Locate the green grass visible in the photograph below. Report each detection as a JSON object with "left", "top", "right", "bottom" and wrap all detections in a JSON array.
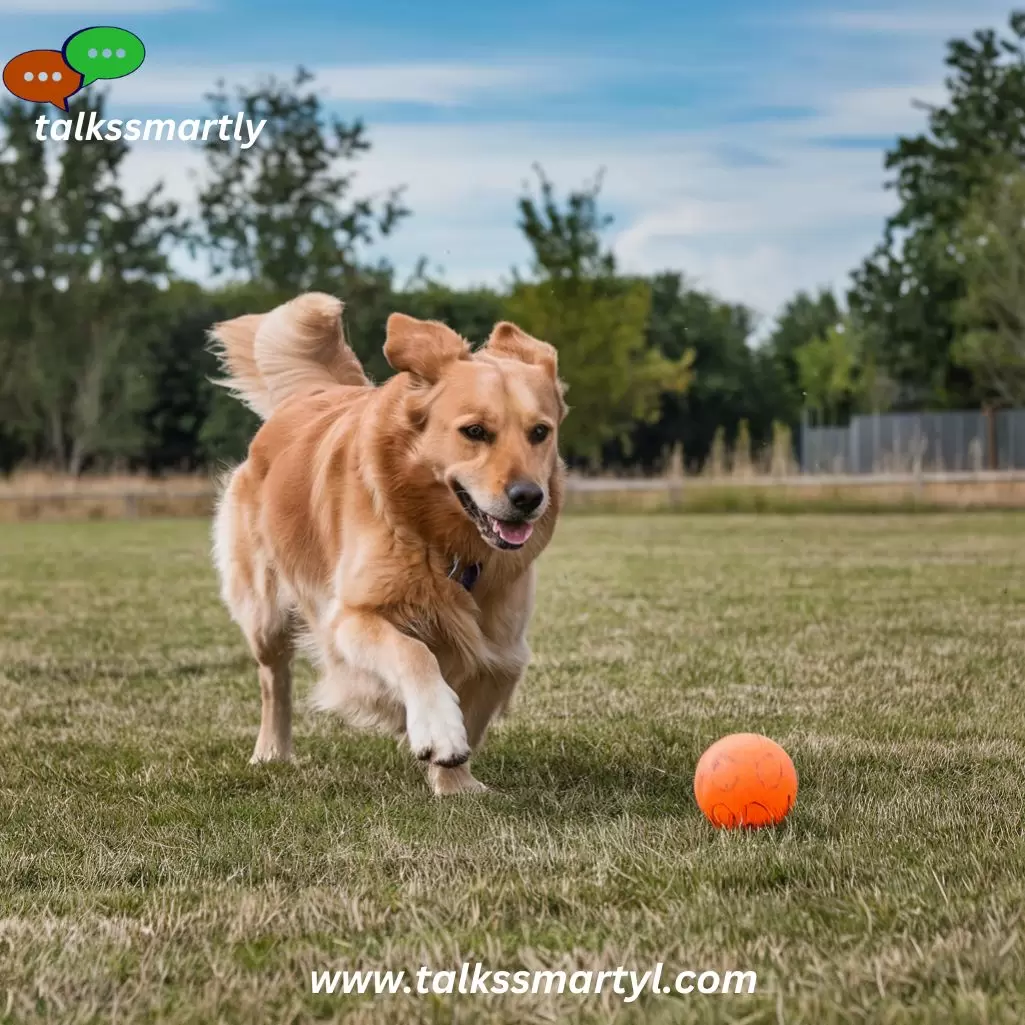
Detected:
[{"left": 1, "top": 514, "right": 1024, "bottom": 1024}]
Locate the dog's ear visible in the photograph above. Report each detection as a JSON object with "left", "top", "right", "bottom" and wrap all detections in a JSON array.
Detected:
[
  {"left": 486, "top": 321, "right": 568, "bottom": 419},
  {"left": 384, "top": 313, "right": 470, "bottom": 382},
  {"left": 487, "top": 322, "right": 558, "bottom": 374}
]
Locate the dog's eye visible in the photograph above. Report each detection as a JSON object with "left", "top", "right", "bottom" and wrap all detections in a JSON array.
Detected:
[
  {"left": 529, "top": 424, "right": 551, "bottom": 444},
  {"left": 460, "top": 424, "right": 489, "bottom": 442}
]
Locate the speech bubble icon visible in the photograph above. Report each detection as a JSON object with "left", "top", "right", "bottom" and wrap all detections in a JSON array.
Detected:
[
  {"left": 2, "top": 50, "right": 84, "bottom": 111},
  {"left": 62, "top": 26, "right": 145, "bottom": 88}
]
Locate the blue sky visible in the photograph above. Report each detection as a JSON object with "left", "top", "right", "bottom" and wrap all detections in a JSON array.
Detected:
[{"left": 0, "top": 0, "right": 1012, "bottom": 327}]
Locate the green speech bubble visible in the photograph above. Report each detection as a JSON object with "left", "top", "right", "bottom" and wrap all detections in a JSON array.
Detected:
[{"left": 62, "top": 26, "right": 145, "bottom": 89}]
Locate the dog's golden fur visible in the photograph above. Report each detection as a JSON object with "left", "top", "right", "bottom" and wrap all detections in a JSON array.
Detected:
[{"left": 210, "top": 292, "right": 566, "bottom": 794}]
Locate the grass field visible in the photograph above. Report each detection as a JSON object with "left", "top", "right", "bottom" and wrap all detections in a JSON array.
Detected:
[{"left": 1, "top": 514, "right": 1024, "bottom": 1024}]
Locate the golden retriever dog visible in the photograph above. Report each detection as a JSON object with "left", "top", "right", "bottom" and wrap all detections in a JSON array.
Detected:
[{"left": 209, "top": 293, "right": 566, "bottom": 795}]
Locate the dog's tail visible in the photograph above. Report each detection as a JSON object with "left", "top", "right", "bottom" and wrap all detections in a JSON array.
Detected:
[{"left": 208, "top": 292, "right": 368, "bottom": 419}]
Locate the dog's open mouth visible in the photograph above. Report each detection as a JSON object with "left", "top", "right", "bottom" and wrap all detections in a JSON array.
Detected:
[{"left": 452, "top": 483, "right": 534, "bottom": 550}]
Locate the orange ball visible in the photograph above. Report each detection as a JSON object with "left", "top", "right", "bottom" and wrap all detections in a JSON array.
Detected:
[{"left": 694, "top": 733, "right": 797, "bottom": 828}]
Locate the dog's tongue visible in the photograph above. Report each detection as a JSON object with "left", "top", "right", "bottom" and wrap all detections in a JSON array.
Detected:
[{"left": 490, "top": 517, "right": 534, "bottom": 546}]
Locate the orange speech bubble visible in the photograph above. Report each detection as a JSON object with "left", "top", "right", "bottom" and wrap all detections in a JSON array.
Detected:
[{"left": 3, "top": 50, "right": 83, "bottom": 111}]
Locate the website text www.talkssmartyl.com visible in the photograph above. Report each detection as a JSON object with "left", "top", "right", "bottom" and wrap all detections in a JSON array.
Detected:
[{"left": 310, "top": 963, "right": 758, "bottom": 1003}]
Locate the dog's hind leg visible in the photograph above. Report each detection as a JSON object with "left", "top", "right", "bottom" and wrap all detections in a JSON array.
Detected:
[
  {"left": 249, "top": 627, "right": 295, "bottom": 764},
  {"left": 214, "top": 471, "right": 296, "bottom": 763}
]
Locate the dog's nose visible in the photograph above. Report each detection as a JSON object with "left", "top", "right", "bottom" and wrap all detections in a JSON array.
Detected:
[{"left": 506, "top": 479, "right": 544, "bottom": 515}]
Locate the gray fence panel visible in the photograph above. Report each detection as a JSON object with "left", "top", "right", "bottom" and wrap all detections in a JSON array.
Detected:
[
  {"left": 996, "top": 409, "right": 1025, "bottom": 470},
  {"left": 802, "top": 410, "right": 996, "bottom": 474},
  {"left": 803, "top": 425, "right": 850, "bottom": 473}
]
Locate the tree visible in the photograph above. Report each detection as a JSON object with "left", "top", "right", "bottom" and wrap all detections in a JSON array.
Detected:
[
  {"left": 764, "top": 288, "right": 841, "bottom": 421},
  {"left": 195, "top": 67, "right": 407, "bottom": 294},
  {"left": 795, "top": 321, "right": 858, "bottom": 423},
  {"left": 185, "top": 68, "right": 414, "bottom": 464},
  {"left": 0, "top": 93, "right": 179, "bottom": 473},
  {"left": 849, "top": 11, "right": 1025, "bottom": 407},
  {"left": 953, "top": 169, "right": 1025, "bottom": 405},
  {"left": 396, "top": 281, "right": 506, "bottom": 351},
  {"left": 505, "top": 169, "right": 692, "bottom": 466},
  {"left": 139, "top": 281, "right": 249, "bottom": 471},
  {"left": 626, "top": 272, "right": 774, "bottom": 473},
  {"left": 792, "top": 315, "right": 895, "bottom": 423}
]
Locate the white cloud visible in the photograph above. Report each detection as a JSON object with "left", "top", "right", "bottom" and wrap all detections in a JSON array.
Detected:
[
  {"left": 113, "top": 96, "right": 919, "bottom": 324},
  {"left": 603, "top": 84, "right": 947, "bottom": 315},
  {"left": 809, "top": 83, "right": 947, "bottom": 136},
  {"left": 814, "top": 7, "right": 1008, "bottom": 36},
  {"left": 0, "top": 0, "right": 201, "bottom": 9},
  {"left": 344, "top": 74, "right": 941, "bottom": 318},
  {"left": 121, "top": 141, "right": 204, "bottom": 209},
  {"left": 102, "top": 17, "right": 964, "bottom": 328},
  {"left": 120, "top": 61, "right": 575, "bottom": 107}
]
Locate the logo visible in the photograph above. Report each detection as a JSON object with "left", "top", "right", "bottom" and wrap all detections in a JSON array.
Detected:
[{"left": 3, "top": 27, "right": 145, "bottom": 111}]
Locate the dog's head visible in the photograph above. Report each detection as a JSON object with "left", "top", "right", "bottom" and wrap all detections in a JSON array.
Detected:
[{"left": 385, "top": 313, "right": 566, "bottom": 552}]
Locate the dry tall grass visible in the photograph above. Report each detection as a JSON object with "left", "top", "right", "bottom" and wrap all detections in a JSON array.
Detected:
[
  {"left": 0, "top": 470, "right": 213, "bottom": 496},
  {"left": 6, "top": 445, "right": 1025, "bottom": 523}
]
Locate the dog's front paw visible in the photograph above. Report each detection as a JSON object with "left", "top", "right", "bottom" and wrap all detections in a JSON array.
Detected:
[
  {"left": 250, "top": 739, "right": 291, "bottom": 764},
  {"left": 406, "top": 686, "right": 470, "bottom": 767},
  {"left": 429, "top": 763, "right": 488, "bottom": 796}
]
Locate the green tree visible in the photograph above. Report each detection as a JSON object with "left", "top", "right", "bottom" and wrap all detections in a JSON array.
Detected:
[
  {"left": 953, "top": 169, "right": 1025, "bottom": 405},
  {"left": 151, "top": 280, "right": 292, "bottom": 468},
  {"left": 765, "top": 288, "right": 842, "bottom": 420},
  {"left": 795, "top": 321, "right": 858, "bottom": 423},
  {"left": 140, "top": 281, "right": 219, "bottom": 472},
  {"left": 192, "top": 67, "right": 412, "bottom": 437},
  {"left": 627, "top": 272, "right": 775, "bottom": 473},
  {"left": 791, "top": 314, "right": 896, "bottom": 423},
  {"left": 850, "top": 11, "right": 1025, "bottom": 406},
  {"left": 0, "top": 93, "right": 179, "bottom": 473},
  {"left": 505, "top": 170, "right": 692, "bottom": 466},
  {"left": 139, "top": 281, "right": 268, "bottom": 471},
  {"left": 396, "top": 280, "right": 506, "bottom": 349},
  {"left": 196, "top": 67, "right": 407, "bottom": 294}
]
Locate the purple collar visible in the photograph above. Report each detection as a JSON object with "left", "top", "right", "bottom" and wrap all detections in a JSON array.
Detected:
[{"left": 448, "top": 557, "right": 482, "bottom": 592}]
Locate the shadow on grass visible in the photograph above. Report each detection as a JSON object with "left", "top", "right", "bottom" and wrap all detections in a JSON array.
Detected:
[{"left": 163, "top": 721, "right": 791, "bottom": 826}]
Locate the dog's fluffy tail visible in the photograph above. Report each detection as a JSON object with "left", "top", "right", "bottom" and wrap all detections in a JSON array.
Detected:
[{"left": 208, "top": 292, "right": 368, "bottom": 419}]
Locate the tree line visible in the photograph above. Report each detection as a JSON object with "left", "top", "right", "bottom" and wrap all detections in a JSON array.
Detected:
[{"left": 1, "top": 12, "right": 1024, "bottom": 476}]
